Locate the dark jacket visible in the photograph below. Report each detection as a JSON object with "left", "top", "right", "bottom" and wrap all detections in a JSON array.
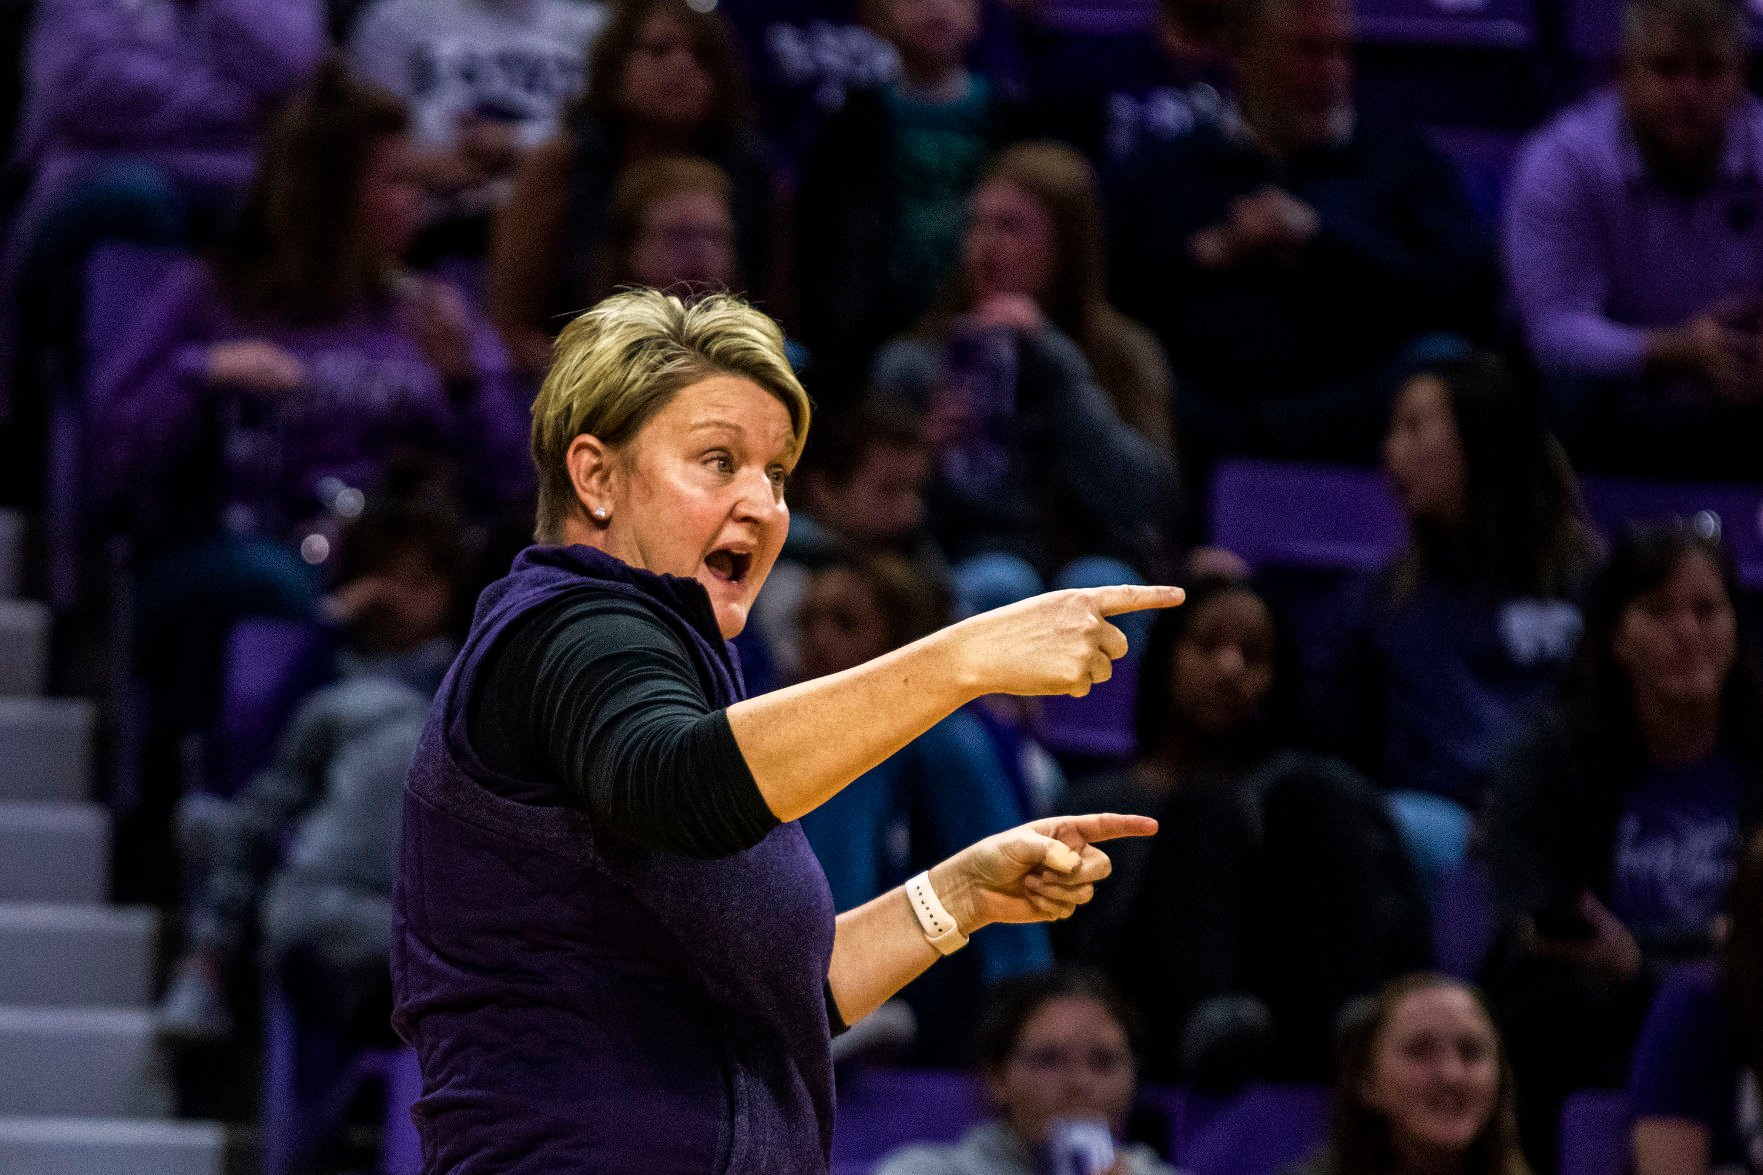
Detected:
[
  {"left": 1107, "top": 116, "right": 1498, "bottom": 400},
  {"left": 392, "top": 545, "right": 837, "bottom": 1173}
]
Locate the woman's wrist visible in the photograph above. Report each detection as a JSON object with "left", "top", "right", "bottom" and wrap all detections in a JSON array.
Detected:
[
  {"left": 927, "top": 855, "right": 987, "bottom": 936},
  {"left": 901, "top": 626, "right": 986, "bottom": 708}
]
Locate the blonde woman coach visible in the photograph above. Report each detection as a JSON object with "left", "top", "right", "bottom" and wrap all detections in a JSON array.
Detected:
[{"left": 390, "top": 289, "right": 1177, "bottom": 1173}]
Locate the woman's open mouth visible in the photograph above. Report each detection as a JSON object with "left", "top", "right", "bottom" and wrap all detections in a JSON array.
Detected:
[{"left": 705, "top": 548, "right": 753, "bottom": 585}]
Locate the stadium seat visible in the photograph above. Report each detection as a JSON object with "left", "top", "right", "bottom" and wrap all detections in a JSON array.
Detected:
[
  {"left": 1357, "top": 0, "right": 1538, "bottom": 48},
  {"left": 261, "top": 978, "right": 410, "bottom": 1175},
  {"left": 1558, "top": 1090, "right": 1632, "bottom": 1175},
  {"left": 1209, "top": 460, "right": 1403, "bottom": 573},
  {"left": 1174, "top": 1084, "right": 1333, "bottom": 1175},
  {"left": 211, "top": 618, "right": 336, "bottom": 796},
  {"left": 1581, "top": 476, "right": 1763, "bottom": 589},
  {"left": 1035, "top": 0, "right": 1155, "bottom": 34},
  {"left": 1567, "top": 0, "right": 1763, "bottom": 63},
  {"left": 1033, "top": 652, "right": 1140, "bottom": 769},
  {"left": 830, "top": 1067, "right": 986, "bottom": 1170}
]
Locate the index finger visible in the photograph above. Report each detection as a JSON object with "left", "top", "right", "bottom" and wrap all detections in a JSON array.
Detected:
[
  {"left": 1034, "top": 813, "right": 1159, "bottom": 847},
  {"left": 1087, "top": 584, "right": 1186, "bottom": 618}
]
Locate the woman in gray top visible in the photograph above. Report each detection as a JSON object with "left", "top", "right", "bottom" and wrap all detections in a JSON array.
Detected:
[{"left": 877, "top": 967, "right": 1179, "bottom": 1175}]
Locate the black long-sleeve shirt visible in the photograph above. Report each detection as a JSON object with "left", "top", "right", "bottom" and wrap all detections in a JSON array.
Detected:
[{"left": 469, "top": 592, "right": 780, "bottom": 859}]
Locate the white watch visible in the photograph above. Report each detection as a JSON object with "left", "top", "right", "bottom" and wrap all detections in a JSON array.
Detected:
[{"left": 905, "top": 871, "right": 968, "bottom": 955}]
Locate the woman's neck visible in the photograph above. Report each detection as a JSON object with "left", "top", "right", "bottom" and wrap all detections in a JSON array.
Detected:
[
  {"left": 1390, "top": 1136, "right": 1469, "bottom": 1175},
  {"left": 1634, "top": 690, "right": 1723, "bottom": 766}
]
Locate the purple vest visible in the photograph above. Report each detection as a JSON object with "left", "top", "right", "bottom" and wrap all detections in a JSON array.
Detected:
[{"left": 392, "top": 545, "right": 837, "bottom": 1173}]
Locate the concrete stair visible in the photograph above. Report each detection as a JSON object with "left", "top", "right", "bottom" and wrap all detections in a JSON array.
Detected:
[
  {"left": 0, "top": 1118, "right": 225, "bottom": 1175},
  {"left": 0, "top": 1008, "right": 174, "bottom": 1118},
  {"left": 0, "top": 508, "right": 225, "bottom": 1173},
  {"left": 0, "top": 698, "right": 98, "bottom": 803},
  {"left": 0, "top": 904, "right": 157, "bottom": 1007}
]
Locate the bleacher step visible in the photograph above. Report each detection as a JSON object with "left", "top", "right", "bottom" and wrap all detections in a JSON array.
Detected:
[
  {"left": 0, "top": 699, "right": 96, "bottom": 802},
  {"left": 0, "top": 1117, "right": 224, "bottom": 1175},
  {"left": 0, "top": 600, "right": 51, "bottom": 697},
  {"left": 0, "top": 1007, "right": 174, "bottom": 1118},
  {"left": 0, "top": 803, "right": 108, "bottom": 904},
  {"left": 0, "top": 904, "right": 157, "bottom": 1008}
]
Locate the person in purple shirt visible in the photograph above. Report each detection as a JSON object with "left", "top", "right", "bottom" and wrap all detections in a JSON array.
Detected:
[
  {"left": 1506, "top": 0, "right": 1763, "bottom": 477},
  {"left": 1484, "top": 524, "right": 1763, "bottom": 1171},
  {"left": 3, "top": 0, "right": 326, "bottom": 500},
  {"left": 95, "top": 66, "right": 530, "bottom": 747},
  {"left": 1629, "top": 827, "right": 1763, "bottom": 1175},
  {"left": 393, "top": 287, "right": 1173, "bottom": 1171}
]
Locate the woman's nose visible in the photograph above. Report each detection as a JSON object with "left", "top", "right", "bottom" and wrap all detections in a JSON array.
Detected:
[{"left": 732, "top": 470, "right": 783, "bottom": 520}]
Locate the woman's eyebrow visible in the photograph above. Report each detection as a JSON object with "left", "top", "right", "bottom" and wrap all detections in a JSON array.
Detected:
[{"left": 687, "top": 419, "right": 745, "bottom": 436}]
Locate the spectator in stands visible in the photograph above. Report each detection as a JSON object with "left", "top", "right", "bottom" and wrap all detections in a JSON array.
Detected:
[
  {"left": 1484, "top": 522, "right": 1763, "bottom": 1170},
  {"left": 867, "top": 273, "right": 1175, "bottom": 624},
  {"left": 1066, "top": 576, "right": 1431, "bottom": 1086},
  {"left": 874, "top": 966, "right": 1178, "bottom": 1175},
  {"left": 581, "top": 154, "right": 739, "bottom": 305},
  {"left": 749, "top": 405, "right": 945, "bottom": 681},
  {"left": 487, "top": 0, "right": 772, "bottom": 375},
  {"left": 9, "top": 0, "right": 325, "bottom": 261},
  {"left": 1628, "top": 825, "right": 1763, "bottom": 1175},
  {"left": 795, "top": 0, "right": 1026, "bottom": 388},
  {"left": 345, "top": 0, "right": 608, "bottom": 256},
  {"left": 1506, "top": 0, "right": 1763, "bottom": 478},
  {"left": 94, "top": 65, "right": 529, "bottom": 728},
  {"left": 1022, "top": 0, "right": 1235, "bottom": 163},
  {"left": 3, "top": 0, "right": 327, "bottom": 501},
  {"left": 1301, "top": 974, "right": 1530, "bottom": 1175},
  {"left": 915, "top": 141, "right": 1174, "bottom": 446},
  {"left": 156, "top": 502, "right": 463, "bottom": 1045},
  {"left": 793, "top": 549, "right": 1053, "bottom": 1061},
  {"left": 1108, "top": 0, "right": 1496, "bottom": 486},
  {"left": 1319, "top": 356, "right": 1600, "bottom": 898}
]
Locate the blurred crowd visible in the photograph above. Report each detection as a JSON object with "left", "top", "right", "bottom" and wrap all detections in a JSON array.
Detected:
[{"left": 3, "top": 0, "right": 1763, "bottom": 1172}]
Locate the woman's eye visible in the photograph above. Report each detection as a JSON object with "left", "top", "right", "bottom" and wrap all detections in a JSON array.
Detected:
[
  {"left": 769, "top": 468, "right": 788, "bottom": 491},
  {"left": 707, "top": 452, "right": 733, "bottom": 474}
]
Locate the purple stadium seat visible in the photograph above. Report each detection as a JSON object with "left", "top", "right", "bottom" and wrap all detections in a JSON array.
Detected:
[
  {"left": 1210, "top": 460, "right": 1404, "bottom": 572},
  {"left": 1036, "top": 0, "right": 1154, "bottom": 34},
  {"left": 1568, "top": 0, "right": 1763, "bottom": 60},
  {"left": 1433, "top": 856, "right": 1496, "bottom": 980},
  {"left": 1033, "top": 652, "right": 1140, "bottom": 767},
  {"left": 1580, "top": 477, "right": 1763, "bottom": 590},
  {"left": 213, "top": 618, "right": 336, "bottom": 796},
  {"left": 262, "top": 979, "right": 415, "bottom": 1175},
  {"left": 831, "top": 1067, "right": 987, "bottom": 1170},
  {"left": 1558, "top": 1090, "right": 1632, "bottom": 1175},
  {"left": 1356, "top": 0, "right": 1537, "bottom": 47},
  {"left": 1175, "top": 1084, "right": 1333, "bottom": 1175}
]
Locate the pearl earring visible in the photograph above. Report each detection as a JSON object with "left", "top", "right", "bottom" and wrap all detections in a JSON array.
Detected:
[{"left": 593, "top": 507, "right": 608, "bottom": 521}]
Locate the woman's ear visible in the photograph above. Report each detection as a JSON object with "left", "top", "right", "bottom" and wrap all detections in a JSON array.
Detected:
[{"left": 565, "top": 434, "right": 617, "bottom": 524}]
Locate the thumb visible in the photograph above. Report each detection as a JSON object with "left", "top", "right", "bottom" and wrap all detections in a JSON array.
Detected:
[{"left": 1024, "top": 833, "right": 1082, "bottom": 875}]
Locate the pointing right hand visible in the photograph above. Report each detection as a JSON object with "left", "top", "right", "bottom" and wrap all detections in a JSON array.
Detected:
[{"left": 944, "top": 584, "right": 1185, "bottom": 699}]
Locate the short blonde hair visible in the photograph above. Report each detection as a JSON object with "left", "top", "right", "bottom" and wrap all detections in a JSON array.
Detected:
[{"left": 531, "top": 289, "right": 811, "bottom": 542}]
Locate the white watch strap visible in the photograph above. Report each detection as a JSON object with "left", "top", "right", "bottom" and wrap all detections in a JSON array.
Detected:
[{"left": 906, "top": 871, "right": 968, "bottom": 955}]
